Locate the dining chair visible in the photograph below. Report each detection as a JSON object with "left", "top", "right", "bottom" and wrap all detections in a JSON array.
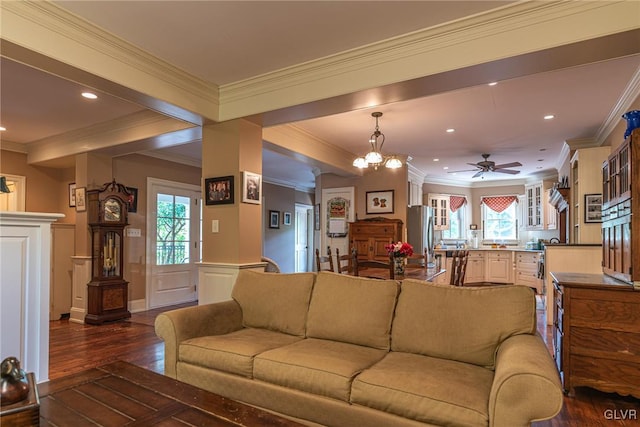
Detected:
[
  {"left": 315, "top": 247, "right": 334, "bottom": 272},
  {"left": 334, "top": 247, "right": 351, "bottom": 274},
  {"left": 352, "top": 249, "right": 395, "bottom": 279},
  {"left": 405, "top": 248, "right": 429, "bottom": 270},
  {"left": 449, "top": 250, "right": 469, "bottom": 286}
]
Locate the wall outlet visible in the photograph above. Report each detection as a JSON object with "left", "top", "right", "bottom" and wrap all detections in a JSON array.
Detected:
[{"left": 126, "top": 228, "right": 141, "bottom": 237}]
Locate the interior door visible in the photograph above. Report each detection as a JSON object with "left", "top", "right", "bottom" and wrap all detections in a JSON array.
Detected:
[
  {"left": 295, "top": 204, "right": 310, "bottom": 272},
  {"left": 147, "top": 178, "right": 200, "bottom": 308}
]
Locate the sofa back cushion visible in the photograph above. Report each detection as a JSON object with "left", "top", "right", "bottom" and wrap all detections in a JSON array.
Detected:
[
  {"left": 232, "top": 270, "right": 315, "bottom": 337},
  {"left": 306, "top": 272, "right": 399, "bottom": 350},
  {"left": 392, "top": 280, "right": 536, "bottom": 368}
]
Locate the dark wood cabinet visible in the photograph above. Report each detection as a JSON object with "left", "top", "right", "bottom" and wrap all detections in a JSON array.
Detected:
[
  {"left": 552, "top": 272, "right": 640, "bottom": 398},
  {"left": 601, "top": 128, "right": 639, "bottom": 285},
  {"left": 349, "top": 218, "right": 402, "bottom": 262}
]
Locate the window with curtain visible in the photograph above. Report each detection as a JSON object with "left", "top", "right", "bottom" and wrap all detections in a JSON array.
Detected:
[
  {"left": 442, "top": 195, "right": 467, "bottom": 240},
  {"left": 481, "top": 195, "right": 519, "bottom": 242}
]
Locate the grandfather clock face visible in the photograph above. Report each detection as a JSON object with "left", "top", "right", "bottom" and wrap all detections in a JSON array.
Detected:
[{"left": 103, "top": 198, "right": 122, "bottom": 222}]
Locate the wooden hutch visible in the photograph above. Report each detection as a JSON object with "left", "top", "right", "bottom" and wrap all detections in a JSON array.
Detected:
[
  {"left": 551, "top": 127, "right": 639, "bottom": 398},
  {"left": 349, "top": 218, "right": 402, "bottom": 262}
]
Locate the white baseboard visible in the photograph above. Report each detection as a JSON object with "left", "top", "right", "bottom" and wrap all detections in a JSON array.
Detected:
[{"left": 129, "top": 299, "right": 147, "bottom": 313}]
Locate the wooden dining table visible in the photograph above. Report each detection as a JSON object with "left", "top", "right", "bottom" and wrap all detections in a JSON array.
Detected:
[{"left": 353, "top": 266, "right": 445, "bottom": 282}]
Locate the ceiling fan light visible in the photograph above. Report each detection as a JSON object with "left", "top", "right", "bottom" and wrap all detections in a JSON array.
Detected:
[
  {"left": 365, "top": 151, "right": 383, "bottom": 164},
  {"left": 353, "top": 157, "right": 368, "bottom": 168},
  {"left": 385, "top": 157, "right": 402, "bottom": 169}
]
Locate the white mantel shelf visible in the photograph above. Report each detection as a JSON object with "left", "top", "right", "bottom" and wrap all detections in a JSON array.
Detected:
[{"left": 0, "top": 211, "right": 64, "bottom": 383}]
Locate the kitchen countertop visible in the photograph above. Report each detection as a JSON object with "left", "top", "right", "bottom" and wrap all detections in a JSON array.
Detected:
[{"left": 434, "top": 247, "right": 543, "bottom": 253}]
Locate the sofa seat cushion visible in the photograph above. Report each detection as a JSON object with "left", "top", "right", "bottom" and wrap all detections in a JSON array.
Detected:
[
  {"left": 351, "top": 352, "right": 493, "bottom": 427},
  {"left": 254, "top": 338, "right": 387, "bottom": 402},
  {"left": 179, "top": 328, "right": 302, "bottom": 378}
]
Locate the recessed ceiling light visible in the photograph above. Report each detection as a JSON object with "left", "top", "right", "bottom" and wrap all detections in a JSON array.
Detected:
[
  {"left": 544, "top": 114, "right": 555, "bottom": 120},
  {"left": 446, "top": 128, "right": 455, "bottom": 133},
  {"left": 433, "top": 158, "right": 439, "bottom": 162},
  {"left": 82, "top": 92, "right": 98, "bottom": 100},
  {"left": 488, "top": 82, "right": 498, "bottom": 86},
  {"left": 443, "top": 166, "right": 449, "bottom": 170},
  {"left": 0, "top": 126, "right": 6, "bottom": 131}
]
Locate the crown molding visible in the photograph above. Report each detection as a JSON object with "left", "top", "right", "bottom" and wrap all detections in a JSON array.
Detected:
[
  {"left": 554, "top": 142, "right": 572, "bottom": 172},
  {"left": 140, "top": 151, "right": 201, "bottom": 169},
  {"left": 262, "top": 177, "right": 314, "bottom": 194},
  {"left": 0, "top": 141, "right": 28, "bottom": 154},
  {"left": 220, "top": 1, "right": 640, "bottom": 120},
  {"left": 565, "top": 137, "right": 600, "bottom": 151},
  {"left": 2, "top": 1, "right": 219, "bottom": 120},
  {"left": 595, "top": 65, "right": 640, "bottom": 144}
]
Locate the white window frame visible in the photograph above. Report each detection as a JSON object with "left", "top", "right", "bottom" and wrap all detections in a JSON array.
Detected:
[{"left": 481, "top": 200, "right": 519, "bottom": 245}]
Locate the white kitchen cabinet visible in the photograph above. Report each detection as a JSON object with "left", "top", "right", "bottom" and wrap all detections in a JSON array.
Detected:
[
  {"left": 428, "top": 194, "right": 449, "bottom": 231},
  {"left": 465, "top": 251, "right": 485, "bottom": 283},
  {"left": 486, "top": 251, "right": 512, "bottom": 283},
  {"left": 524, "top": 181, "right": 556, "bottom": 230},
  {"left": 514, "top": 251, "right": 542, "bottom": 293}
]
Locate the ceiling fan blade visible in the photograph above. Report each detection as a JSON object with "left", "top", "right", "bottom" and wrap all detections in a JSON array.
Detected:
[
  {"left": 493, "top": 162, "right": 522, "bottom": 169},
  {"left": 472, "top": 171, "right": 484, "bottom": 178},
  {"left": 493, "top": 169, "right": 520, "bottom": 175},
  {"left": 466, "top": 163, "right": 480, "bottom": 167},
  {"left": 447, "top": 169, "right": 479, "bottom": 173}
]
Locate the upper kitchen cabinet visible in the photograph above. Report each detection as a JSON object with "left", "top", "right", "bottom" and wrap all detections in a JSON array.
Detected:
[
  {"left": 570, "top": 146, "right": 610, "bottom": 243},
  {"left": 428, "top": 194, "right": 449, "bottom": 231},
  {"left": 524, "top": 181, "right": 555, "bottom": 230},
  {"left": 602, "top": 128, "right": 639, "bottom": 285}
]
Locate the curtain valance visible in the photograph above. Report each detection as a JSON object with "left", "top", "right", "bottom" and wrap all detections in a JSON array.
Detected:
[
  {"left": 449, "top": 196, "right": 467, "bottom": 213},
  {"left": 481, "top": 195, "right": 518, "bottom": 213}
]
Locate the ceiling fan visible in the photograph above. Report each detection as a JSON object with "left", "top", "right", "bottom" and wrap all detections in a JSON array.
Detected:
[{"left": 448, "top": 153, "right": 522, "bottom": 178}]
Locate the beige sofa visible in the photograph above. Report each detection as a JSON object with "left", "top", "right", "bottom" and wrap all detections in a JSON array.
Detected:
[{"left": 155, "top": 270, "right": 562, "bottom": 427}]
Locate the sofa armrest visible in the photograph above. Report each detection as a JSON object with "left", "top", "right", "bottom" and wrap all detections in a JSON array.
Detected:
[
  {"left": 155, "top": 300, "right": 243, "bottom": 378},
  {"left": 489, "top": 334, "right": 563, "bottom": 427}
]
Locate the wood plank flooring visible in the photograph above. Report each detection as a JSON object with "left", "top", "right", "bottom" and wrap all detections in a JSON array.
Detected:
[{"left": 49, "top": 303, "right": 639, "bottom": 426}]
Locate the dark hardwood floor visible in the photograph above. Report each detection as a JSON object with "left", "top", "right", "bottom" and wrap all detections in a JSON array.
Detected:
[{"left": 49, "top": 302, "right": 639, "bottom": 426}]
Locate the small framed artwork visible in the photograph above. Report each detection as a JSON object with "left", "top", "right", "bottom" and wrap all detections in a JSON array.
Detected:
[
  {"left": 366, "top": 190, "right": 394, "bottom": 214},
  {"left": 584, "top": 193, "right": 602, "bottom": 223},
  {"left": 75, "top": 187, "right": 86, "bottom": 212},
  {"left": 269, "top": 210, "right": 280, "bottom": 229},
  {"left": 68, "top": 183, "right": 77, "bottom": 207},
  {"left": 314, "top": 204, "right": 320, "bottom": 230},
  {"left": 283, "top": 211, "right": 292, "bottom": 226},
  {"left": 205, "top": 176, "right": 234, "bottom": 205},
  {"left": 125, "top": 187, "right": 138, "bottom": 213},
  {"left": 242, "top": 171, "right": 262, "bottom": 204}
]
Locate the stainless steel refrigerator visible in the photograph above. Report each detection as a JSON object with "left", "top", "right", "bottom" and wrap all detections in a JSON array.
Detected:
[{"left": 407, "top": 205, "right": 435, "bottom": 266}]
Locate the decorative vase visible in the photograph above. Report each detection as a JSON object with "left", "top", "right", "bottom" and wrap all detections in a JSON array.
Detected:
[
  {"left": 393, "top": 256, "right": 405, "bottom": 277},
  {"left": 622, "top": 110, "right": 640, "bottom": 139}
]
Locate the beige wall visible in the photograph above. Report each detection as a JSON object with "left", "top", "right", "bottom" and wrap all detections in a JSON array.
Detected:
[{"left": 1, "top": 150, "right": 76, "bottom": 223}]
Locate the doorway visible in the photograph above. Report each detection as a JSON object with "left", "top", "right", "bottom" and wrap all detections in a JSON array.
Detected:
[
  {"left": 146, "top": 177, "right": 201, "bottom": 308},
  {"left": 295, "top": 204, "right": 312, "bottom": 272}
]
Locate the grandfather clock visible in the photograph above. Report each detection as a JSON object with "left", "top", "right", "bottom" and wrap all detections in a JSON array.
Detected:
[{"left": 85, "top": 180, "right": 131, "bottom": 324}]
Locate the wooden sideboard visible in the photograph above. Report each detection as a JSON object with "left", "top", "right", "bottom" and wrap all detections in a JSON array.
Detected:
[
  {"left": 349, "top": 218, "right": 402, "bottom": 262},
  {"left": 551, "top": 272, "right": 640, "bottom": 398}
]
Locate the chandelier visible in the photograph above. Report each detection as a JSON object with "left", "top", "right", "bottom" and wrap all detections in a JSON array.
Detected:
[{"left": 353, "top": 112, "right": 402, "bottom": 170}]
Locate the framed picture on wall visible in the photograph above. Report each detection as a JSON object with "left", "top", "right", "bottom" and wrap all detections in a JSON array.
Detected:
[
  {"left": 584, "top": 193, "right": 602, "bottom": 223},
  {"left": 125, "top": 187, "right": 138, "bottom": 213},
  {"left": 283, "top": 212, "right": 292, "bottom": 226},
  {"left": 68, "top": 183, "right": 77, "bottom": 207},
  {"left": 366, "top": 190, "right": 394, "bottom": 214},
  {"left": 269, "top": 210, "right": 280, "bottom": 228},
  {"left": 205, "top": 176, "right": 234, "bottom": 205},
  {"left": 242, "top": 171, "right": 262, "bottom": 204},
  {"left": 75, "top": 187, "right": 86, "bottom": 212}
]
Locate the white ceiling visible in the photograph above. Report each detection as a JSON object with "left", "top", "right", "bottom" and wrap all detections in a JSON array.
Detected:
[{"left": 2, "top": 1, "right": 639, "bottom": 190}]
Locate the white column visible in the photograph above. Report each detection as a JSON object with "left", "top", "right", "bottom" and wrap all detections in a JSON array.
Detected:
[{"left": 0, "top": 212, "right": 63, "bottom": 383}]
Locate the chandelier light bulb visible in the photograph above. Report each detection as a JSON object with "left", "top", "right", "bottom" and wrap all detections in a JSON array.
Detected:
[
  {"left": 353, "top": 157, "right": 368, "bottom": 168},
  {"left": 353, "top": 112, "right": 403, "bottom": 171},
  {"left": 365, "top": 151, "right": 383, "bottom": 164}
]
